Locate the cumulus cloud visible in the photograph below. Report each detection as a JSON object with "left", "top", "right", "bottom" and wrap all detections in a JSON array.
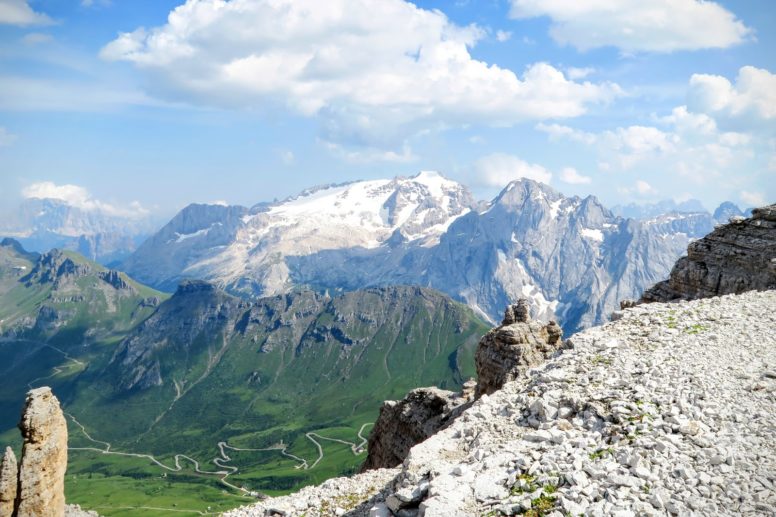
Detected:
[
  {"left": 509, "top": 0, "right": 751, "bottom": 52},
  {"left": 0, "top": 127, "right": 17, "bottom": 146},
  {"left": 0, "top": 0, "right": 52, "bottom": 26},
  {"left": 687, "top": 66, "right": 776, "bottom": 125},
  {"left": 472, "top": 153, "right": 552, "bottom": 187},
  {"left": 100, "top": 0, "right": 620, "bottom": 158},
  {"left": 22, "top": 181, "right": 148, "bottom": 218},
  {"left": 560, "top": 167, "right": 591, "bottom": 184}
]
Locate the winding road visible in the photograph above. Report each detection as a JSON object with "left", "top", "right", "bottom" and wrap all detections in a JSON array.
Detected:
[{"left": 68, "top": 414, "right": 373, "bottom": 495}]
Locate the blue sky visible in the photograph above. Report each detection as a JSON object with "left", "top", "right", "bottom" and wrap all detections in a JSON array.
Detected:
[{"left": 0, "top": 0, "right": 774, "bottom": 220}]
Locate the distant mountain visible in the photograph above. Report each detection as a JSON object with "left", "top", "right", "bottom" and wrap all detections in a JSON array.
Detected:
[
  {"left": 0, "top": 197, "right": 157, "bottom": 264},
  {"left": 122, "top": 173, "right": 716, "bottom": 333},
  {"left": 610, "top": 199, "right": 707, "bottom": 219}
]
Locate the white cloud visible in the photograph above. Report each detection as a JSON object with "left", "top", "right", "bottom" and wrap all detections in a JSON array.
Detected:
[
  {"left": 566, "top": 67, "right": 594, "bottom": 80},
  {"left": 538, "top": 100, "right": 763, "bottom": 188},
  {"left": 473, "top": 153, "right": 552, "bottom": 187},
  {"left": 688, "top": 66, "right": 776, "bottom": 124},
  {"left": 739, "top": 190, "right": 766, "bottom": 207},
  {"left": 559, "top": 167, "right": 591, "bottom": 184},
  {"left": 536, "top": 122, "right": 596, "bottom": 145},
  {"left": 0, "top": 0, "right": 52, "bottom": 26},
  {"left": 495, "top": 30, "right": 512, "bottom": 42},
  {"left": 509, "top": 0, "right": 751, "bottom": 52},
  {"left": 0, "top": 127, "right": 17, "bottom": 146},
  {"left": 21, "top": 181, "right": 149, "bottom": 218},
  {"left": 618, "top": 179, "right": 657, "bottom": 197},
  {"left": 100, "top": 0, "right": 620, "bottom": 158}
]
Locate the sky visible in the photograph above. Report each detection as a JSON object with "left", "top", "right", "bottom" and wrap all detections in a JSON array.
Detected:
[{"left": 0, "top": 0, "right": 774, "bottom": 221}]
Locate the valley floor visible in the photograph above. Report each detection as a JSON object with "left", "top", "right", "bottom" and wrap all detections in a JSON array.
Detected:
[{"left": 225, "top": 290, "right": 776, "bottom": 516}]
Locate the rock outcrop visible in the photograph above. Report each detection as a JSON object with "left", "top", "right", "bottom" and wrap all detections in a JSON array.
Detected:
[
  {"left": 13, "top": 387, "right": 68, "bottom": 517},
  {"left": 0, "top": 447, "right": 17, "bottom": 516},
  {"left": 475, "top": 299, "right": 564, "bottom": 397},
  {"left": 360, "top": 385, "right": 475, "bottom": 472},
  {"left": 640, "top": 204, "right": 776, "bottom": 303},
  {"left": 361, "top": 299, "right": 564, "bottom": 472}
]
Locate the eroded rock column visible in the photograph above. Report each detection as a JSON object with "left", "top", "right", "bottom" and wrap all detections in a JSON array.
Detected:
[{"left": 15, "top": 387, "right": 68, "bottom": 517}]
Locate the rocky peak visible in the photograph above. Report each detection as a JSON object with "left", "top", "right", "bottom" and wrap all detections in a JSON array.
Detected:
[
  {"left": 712, "top": 201, "right": 744, "bottom": 223},
  {"left": 97, "top": 270, "right": 135, "bottom": 292},
  {"left": 22, "top": 250, "right": 91, "bottom": 287},
  {"left": 475, "top": 301, "right": 564, "bottom": 398},
  {"left": 639, "top": 203, "right": 776, "bottom": 303}
]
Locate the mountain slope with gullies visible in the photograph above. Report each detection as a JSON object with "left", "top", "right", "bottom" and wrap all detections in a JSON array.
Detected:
[
  {"left": 121, "top": 173, "right": 717, "bottom": 333},
  {"left": 0, "top": 242, "right": 489, "bottom": 515}
]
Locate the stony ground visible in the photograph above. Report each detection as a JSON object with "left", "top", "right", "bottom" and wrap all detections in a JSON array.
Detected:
[{"left": 225, "top": 290, "right": 776, "bottom": 517}]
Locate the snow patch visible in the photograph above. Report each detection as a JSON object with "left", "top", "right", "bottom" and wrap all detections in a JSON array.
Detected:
[{"left": 581, "top": 228, "right": 604, "bottom": 242}]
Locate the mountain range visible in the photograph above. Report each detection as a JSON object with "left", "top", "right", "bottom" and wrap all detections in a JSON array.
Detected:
[
  {"left": 121, "top": 172, "right": 739, "bottom": 333},
  {"left": 0, "top": 197, "right": 156, "bottom": 264}
]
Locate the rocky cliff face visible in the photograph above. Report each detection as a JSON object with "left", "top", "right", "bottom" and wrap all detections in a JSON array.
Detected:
[
  {"left": 360, "top": 385, "right": 475, "bottom": 472},
  {"left": 640, "top": 204, "right": 776, "bottom": 303},
  {"left": 0, "top": 387, "right": 68, "bottom": 517}
]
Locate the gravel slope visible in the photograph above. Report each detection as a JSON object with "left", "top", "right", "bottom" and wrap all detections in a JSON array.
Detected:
[{"left": 225, "top": 290, "right": 776, "bottom": 516}]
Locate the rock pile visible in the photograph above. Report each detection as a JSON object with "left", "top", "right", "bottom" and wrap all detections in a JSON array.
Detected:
[
  {"left": 0, "top": 387, "right": 69, "bottom": 517},
  {"left": 640, "top": 203, "right": 776, "bottom": 303},
  {"left": 224, "top": 290, "right": 776, "bottom": 516},
  {"left": 361, "top": 299, "right": 564, "bottom": 472}
]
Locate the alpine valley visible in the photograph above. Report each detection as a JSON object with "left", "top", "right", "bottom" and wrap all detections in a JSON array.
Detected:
[{"left": 0, "top": 238, "right": 488, "bottom": 515}]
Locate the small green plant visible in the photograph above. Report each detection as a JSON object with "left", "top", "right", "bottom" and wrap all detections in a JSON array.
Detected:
[
  {"left": 588, "top": 447, "right": 614, "bottom": 460},
  {"left": 525, "top": 494, "right": 556, "bottom": 516},
  {"left": 641, "top": 484, "right": 651, "bottom": 494},
  {"left": 543, "top": 483, "right": 558, "bottom": 495},
  {"left": 685, "top": 323, "right": 706, "bottom": 334},
  {"left": 591, "top": 355, "right": 612, "bottom": 366},
  {"left": 511, "top": 473, "right": 538, "bottom": 495}
]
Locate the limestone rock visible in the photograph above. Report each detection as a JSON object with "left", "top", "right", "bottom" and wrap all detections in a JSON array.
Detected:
[
  {"left": 475, "top": 301, "right": 564, "bottom": 397},
  {"left": 0, "top": 447, "right": 17, "bottom": 517},
  {"left": 640, "top": 204, "right": 776, "bottom": 303},
  {"left": 360, "top": 388, "right": 469, "bottom": 471},
  {"left": 16, "top": 387, "right": 68, "bottom": 517}
]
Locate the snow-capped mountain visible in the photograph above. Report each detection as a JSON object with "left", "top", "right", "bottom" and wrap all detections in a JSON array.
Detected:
[
  {"left": 122, "top": 172, "right": 475, "bottom": 293},
  {"left": 0, "top": 197, "right": 155, "bottom": 264},
  {"left": 121, "top": 172, "right": 715, "bottom": 333}
]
